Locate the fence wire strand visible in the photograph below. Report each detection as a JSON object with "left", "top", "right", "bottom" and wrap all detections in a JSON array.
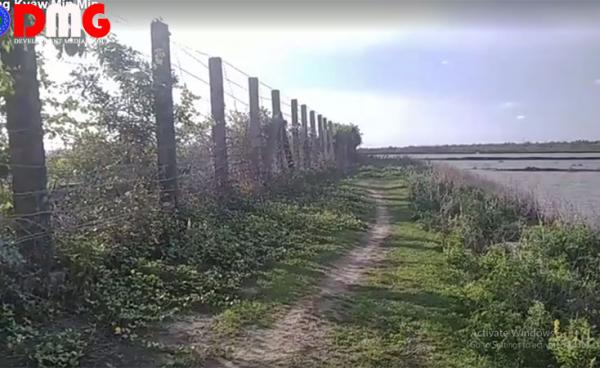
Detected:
[{"left": 0, "top": 25, "right": 347, "bottom": 252}]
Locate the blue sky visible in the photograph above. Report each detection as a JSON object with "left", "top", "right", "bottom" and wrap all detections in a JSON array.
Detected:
[
  {"left": 254, "top": 28, "right": 600, "bottom": 147},
  {"left": 105, "top": 2, "right": 600, "bottom": 148}
]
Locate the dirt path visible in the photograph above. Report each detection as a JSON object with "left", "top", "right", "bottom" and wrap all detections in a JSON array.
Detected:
[{"left": 207, "top": 190, "right": 391, "bottom": 367}]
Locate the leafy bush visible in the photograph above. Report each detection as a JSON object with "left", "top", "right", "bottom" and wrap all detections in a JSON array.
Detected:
[
  {"left": 406, "top": 164, "right": 600, "bottom": 367},
  {"left": 550, "top": 319, "right": 600, "bottom": 368},
  {"left": 31, "top": 330, "right": 86, "bottom": 368},
  {"left": 0, "top": 172, "right": 369, "bottom": 367},
  {"left": 0, "top": 32, "right": 368, "bottom": 367},
  {"left": 408, "top": 167, "right": 529, "bottom": 253}
]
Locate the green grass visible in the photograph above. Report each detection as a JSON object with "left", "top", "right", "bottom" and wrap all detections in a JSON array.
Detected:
[
  {"left": 139, "top": 181, "right": 376, "bottom": 366},
  {"left": 315, "top": 176, "right": 493, "bottom": 368},
  {"left": 210, "top": 175, "right": 495, "bottom": 367},
  {"left": 209, "top": 190, "right": 374, "bottom": 338},
  {"left": 154, "top": 174, "right": 506, "bottom": 367}
]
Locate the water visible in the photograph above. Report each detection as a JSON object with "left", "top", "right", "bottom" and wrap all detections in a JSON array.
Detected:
[
  {"left": 407, "top": 153, "right": 600, "bottom": 160},
  {"left": 407, "top": 153, "right": 600, "bottom": 222}
]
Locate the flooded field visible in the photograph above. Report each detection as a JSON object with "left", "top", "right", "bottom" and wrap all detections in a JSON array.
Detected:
[{"left": 409, "top": 153, "right": 600, "bottom": 222}]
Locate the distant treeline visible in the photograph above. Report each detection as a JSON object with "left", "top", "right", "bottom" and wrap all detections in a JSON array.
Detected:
[{"left": 361, "top": 140, "right": 600, "bottom": 154}]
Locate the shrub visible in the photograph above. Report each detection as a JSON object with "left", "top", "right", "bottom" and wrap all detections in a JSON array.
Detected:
[
  {"left": 467, "top": 301, "right": 554, "bottom": 367},
  {"left": 0, "top": 171, "right": 369, "bottom": 367},
  {"left": 406, "top": 164, "right": 600, "bottom": 367},
  {"left": 549, "top": 319, "right": 600, "bottom": 368},
  {"left": 31, "top": 330, "right": 86, "bottom": 368},
  {"left": 408, "top": 167, "right": 528, "bottom": 253}
]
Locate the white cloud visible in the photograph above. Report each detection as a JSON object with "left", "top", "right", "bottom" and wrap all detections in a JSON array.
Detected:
[
  {"left": 113, "top": 23, "right": 399, "bottom": 76},
  {"left": 498, "top": 101, "right": 519, "bottom": 110},
  {"left": 286, "top": 88, "right": 494, "bottom": 147}
]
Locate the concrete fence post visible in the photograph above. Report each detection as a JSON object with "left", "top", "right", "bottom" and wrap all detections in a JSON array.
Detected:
[
  {"left": 248, "top": 77, "right": 261, "bottom": 182},
  {"left": 2, "top": 41, "right": 52, "bottom": 272},
  {"left": 151, "top": 20, "right": 179, "bottom": 210},
  {"left": 300, "top": 104, "right": 309, "bottom": 169},
  {"left": 209, "top": 57, "right": 230, "bottom": 193},
  {"left": 309, "top": 110, "right": 317, "bottom": 169},
  {"left": 291, "top": 99, "right": 300, "bottom": 165},
  {"left": 317, "top": 114, "right": 324, "bottom": 164},
  {"left": 327, "top": 121, "right": 335, "bottom": 163}
]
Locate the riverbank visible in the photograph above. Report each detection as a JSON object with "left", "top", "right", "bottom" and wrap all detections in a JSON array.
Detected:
[{"left": 404, "top": 163, "right": 600, "bottom": 367}]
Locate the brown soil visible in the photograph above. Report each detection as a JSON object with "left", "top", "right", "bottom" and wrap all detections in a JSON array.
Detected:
[{"left": 203, "top": 190, "right": 391, "bottom": 367}]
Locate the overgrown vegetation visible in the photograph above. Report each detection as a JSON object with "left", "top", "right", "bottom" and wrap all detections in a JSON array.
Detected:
[
  {"left": 314, "top": 165, "right": 599, "bottom": 368},
  {"left": 276, "top": 167, "right": 485, "bottom": 367},
  {"left": 406, "top": 162, "right": 600, "bottom": 367},
  {"left": 0, "top": 37, "right": 365, "bottom": 367},
  {"left": 0, "top": 172, "right": 370, "bottom": 367}
]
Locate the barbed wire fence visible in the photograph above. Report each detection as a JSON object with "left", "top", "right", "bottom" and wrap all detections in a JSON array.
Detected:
[{"left": 0, "top": 19, "right": 357, "bottom": 273}]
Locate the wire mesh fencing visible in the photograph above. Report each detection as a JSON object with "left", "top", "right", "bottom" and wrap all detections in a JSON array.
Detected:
[{"left": 0, "top": 20, "right": 360, "bottom": 271}]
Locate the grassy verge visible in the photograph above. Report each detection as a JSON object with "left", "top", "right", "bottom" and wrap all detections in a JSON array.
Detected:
[
  {"left": 405, "top": 162, "right": 600, "bottom": 368},
  {"left": 0, "top": 173, "right": 373, "bottom": 368},
  {"left": 162, "top": 165, "right": 600, "bottom": 368},
  {"left": 350, "top": 162, "right": 600, "bottom": 368},
  {"left": 210, "top": 228, "right": 370, "bottom": 338},
  {"left": 303, "top": 171, "right": 488, "bottom": 368},
  {"left": 116, "top": 178, "right": 376, "bottom": 367},
  {"left": 200, "top": 177, "right": 377, "bottom": 339}
]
